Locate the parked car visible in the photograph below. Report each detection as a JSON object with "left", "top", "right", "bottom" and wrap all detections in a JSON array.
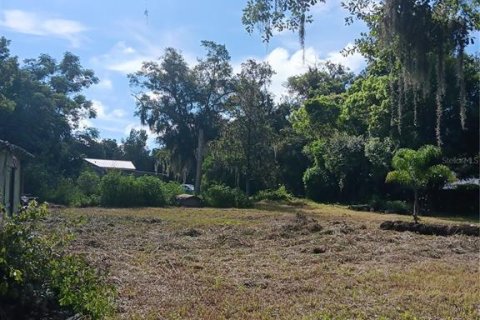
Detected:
[{"left": 181, "top": 184, "right": 195, "bottom": 194}]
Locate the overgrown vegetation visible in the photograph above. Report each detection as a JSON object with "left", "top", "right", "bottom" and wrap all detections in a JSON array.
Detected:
[
  {"left": 0, "top": 1, "right": 478, "bottom": 214},
  {"left": 202, "top": 184, "right": 252, "bottom": 208},
  {"left": 0, "top": 202, "right": 115, "bottom": 318},
  {"left": 254, "top": 185, "right": 293, "bottom": 202},
  {"left": 100, "top": 171, "right": 183, "bottom": 207}
]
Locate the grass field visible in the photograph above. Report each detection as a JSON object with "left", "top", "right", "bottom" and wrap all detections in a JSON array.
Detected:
[{"left": 47, "top": 202, "right": 479, "bottom": 319}]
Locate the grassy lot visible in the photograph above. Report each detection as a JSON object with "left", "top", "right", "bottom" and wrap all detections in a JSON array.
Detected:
[{"left": 46, "top": 202, "right": 479, "bottom": 319}]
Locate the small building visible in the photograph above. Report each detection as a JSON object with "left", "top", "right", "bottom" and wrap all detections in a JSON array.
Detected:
[
  {"left": 0, "top": 140, "right": 33, "bottom": 215},
  {"left": 84, "top": 158, "right": 136, "bottom": 175}
]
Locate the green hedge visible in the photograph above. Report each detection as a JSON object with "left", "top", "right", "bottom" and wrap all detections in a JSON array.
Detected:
[
  {"left": 100, "top": 171, "right": 182, "bottom": 207},
  {"left": 203, "top": 184, "right": 252, "bottom": 208},
  {"left": 254, "top": 185, "right": 293, "bottom": 201}
]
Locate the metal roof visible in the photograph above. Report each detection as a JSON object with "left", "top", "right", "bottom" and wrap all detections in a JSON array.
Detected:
[
  {"left": 84, "top": 158, "right": 136, "bottom": 170},
  {"left": 443, "top": 178, "right": 479, "bottom": 190},
  {"left": 0, "top": 139, "right": 34, "bottom": 158}
]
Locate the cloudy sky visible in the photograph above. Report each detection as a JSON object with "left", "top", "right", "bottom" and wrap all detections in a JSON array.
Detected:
[{"left": 0, "top": 0, "right": 367, "bottom": 146}]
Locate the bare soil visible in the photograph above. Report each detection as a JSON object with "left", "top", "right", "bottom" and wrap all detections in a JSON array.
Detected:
[{"left": 47, "top": 202, "right": 480, "bottom": 319}]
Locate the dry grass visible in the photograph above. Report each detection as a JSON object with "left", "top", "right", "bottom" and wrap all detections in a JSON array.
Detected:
[{"left": 46, "top": 202, "right": 480, "bottom": 319}]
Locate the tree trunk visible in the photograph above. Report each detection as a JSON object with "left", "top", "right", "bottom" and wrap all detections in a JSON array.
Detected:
[
  {"left": 194, "top": 128, "right": 204, "bottom": 196},
  {"left": 413, "top": 189, "right": 419, "bottom": 224},
  {"left": 245, "top": 124, "right": 252, "bottom": 197}
]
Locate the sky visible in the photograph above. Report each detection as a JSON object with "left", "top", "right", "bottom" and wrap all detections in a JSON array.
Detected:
[{"left": 0, "top": 0, "right": 368, "bottom": 147}]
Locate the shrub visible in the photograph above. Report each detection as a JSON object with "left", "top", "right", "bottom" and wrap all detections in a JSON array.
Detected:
[
  {"left": 203, "top": 184, "right": 252, "bottom": 208},
  {"left": 100, "top": 171, "right": 135, "bottom": 207},
  {"left": 136, "top": 175, "right": 166, "bottom": 206},
  {"left": 382, "top": 200, "right": 411, "bottom": 214},
  {"left": 100, "top": 171, "right": 169, "bottom": 207},
  {"left": 161, "top": 181, "right": 184, "bottom": 205},
  {"left": 77, "top": 170, "right": 100, "bottom": 196},
  {"left": 0, "top": 202, "right": 115, "bottom": 318},
  {"left": 303, "top": 166, "right": 338, "bottom": 202},
  {"left": 50, "top": 178, "right": 86, "bottom": 207},
  {"left": 254, "top": 185, "right": 293, "bottom": 201},
  {"left": 368, "top": 197, "right": 411, "bottom": 214}
]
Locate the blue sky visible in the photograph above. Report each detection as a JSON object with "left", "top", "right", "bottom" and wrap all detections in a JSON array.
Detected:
[{"left": 0, "top": 0, "right": 367, "bottom": 147}]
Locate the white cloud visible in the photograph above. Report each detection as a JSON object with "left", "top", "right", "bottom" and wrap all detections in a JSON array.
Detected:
[
  {"left": 92, "top": 25, "right": 196, "bottom": 75},
  {"left": 257, "top": 43, "right": 366, "bottom": 100},
  {"left": 92, "top": 100, "right": 127, "bottom": 122},
  {"left": 108, "top": 57, "right": 147, "bottom": 74},
  {"left": 96, "top": 79, "right": 113, "bottom": 90},
  {"left": 78, "top": 118, "right": 93, "bottom": 130},
  {"left": 325, "top": 43, "right": 365, "bottom": 73},
  {"left": 0, "top": 10, "right": 87, "bottom": 47},
  {"left": 264, "top": 47, "right": 318, "bottom": 100}
]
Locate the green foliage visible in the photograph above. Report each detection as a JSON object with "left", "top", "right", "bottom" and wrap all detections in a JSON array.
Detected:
[
  {"left": 162, "top": 181, "right": 184, "bottom": 206},
  {"left": 340, "top": 75, "right": 391, "bottom": 136},
  {"left": 203, "top": 184, "right": 252, "bottom": 208},
  {"left": 0, "top": 202, "right": 115, "bottom": 318},
  {"left": 136, "top": 175, "right": 167, "bottom": 206},
  {"left": 287, "top": 63, "right": 355, "bottom": 100},
  {"left": 100, "top": 171, "right": 166, "bottom": 207},
  {"left": 303, "top": 166, "right": 338, "bottom": 202},
  {"left": 291, "top": 95, "right": 342, "bottom": 140},
  {"left": 77, "top": 169, "right": 101, "bottom": 196},
  {"left": 386, "top": 145, "right": 456, "bottom": 220},
  {"left": 369, "top": 197, "right": 411, "bottom": 214},
  {"left": 99, "top": 171, "right": 183, "bottom": 207},
  {"left": 386, "top": 145, "right": 456, "bottom": 190},
  {"left": 254, "top": 185, "right": 293, "bottom": 202},
  {"left": 50, "top": 178, "right": 98, "bottom": 207}
]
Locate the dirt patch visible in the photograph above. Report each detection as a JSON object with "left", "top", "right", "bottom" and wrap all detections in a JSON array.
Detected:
[
  {"left": 272, "top": 212, "right": 323, "bottom": 238},
  {"left": 181, "top": 228, "right": 202, "bottom": 237},
  {"left": 380, "top": 220, "right": 480, "bottom": 236}
]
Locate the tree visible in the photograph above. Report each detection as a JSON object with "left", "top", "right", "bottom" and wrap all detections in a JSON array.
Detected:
[
  {"left": 129, "top": 42, "right": 233, "bottom": 191},
  {"left": 0, "top": 38, "right": 99, "bottom": 198},
  {"left": 208, "top": 59, "right": 276, "bottom": 196},
  {"left": 0, "top": 37, "right": 19, "bottom": 112},
  {"left": 386, "top": 145, "right": 455, "bottom": 223},
  {"left": 191, "top": 41, "right": 233, "bottom": 194},
  {"left": 242, "top": 0, "right": 326, "bottom": 51},
  {"left": 243, "top": 0, "right": 479, "bottom": 147},
  {"left": 122, "top": 129, "right": 153, "bottom": 172},
  {"left": 130, "top": 47, "right": 196, "bottom": 182},
  {"left": 287, "top": 62, "right": 354, "bottom": 101}
]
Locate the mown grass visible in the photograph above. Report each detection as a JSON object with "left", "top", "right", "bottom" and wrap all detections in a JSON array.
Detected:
[{"left": 46, "top": 202, "right": 479, "bottom": 319}]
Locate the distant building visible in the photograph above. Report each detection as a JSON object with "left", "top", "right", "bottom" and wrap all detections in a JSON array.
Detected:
[
  {"left": 0, "top": 140, "right": 33, "bottom": 215},
  {"left": 84, "top": 158, "right": 136, "bottom": 175},
  {"left": 443, "top": 178, "right": 479, "bottom": 190}
]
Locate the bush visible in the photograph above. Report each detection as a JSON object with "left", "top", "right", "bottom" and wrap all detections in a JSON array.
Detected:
[
  {"left": 100, "top": 172, "right": 136, "bottom": 207},
  {"left": 382, "top": 200, "right": 411, "bottom": 214},
  {"left": 136, "top": 175, "right": 166, "bottom": 206},
  {"left": 254, "top": 185, "right": 293, "bottom": 201},
  {"left": 0, "top": 202, "right": 115, "bottom": 318},
  {"left": 100, "top": 171, "right": 169, "bottom": 207},
  {"left": 77, "top": 170, "right": 100, "bottom": 196},
  {"left": 161, "top": 181, "right": 184, "bottom": 205},
  {"left": 203, "top": 184, "right": 252, "bottom": 208},
  {"left": 303, "top": 166, "right": 338, "bottom": 202},
  {"left": 369, "top": 197, "right": 411, "bottom": 214}
]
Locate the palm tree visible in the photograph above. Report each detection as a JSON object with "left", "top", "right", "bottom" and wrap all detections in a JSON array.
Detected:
[{"left": 386, "top": 145, "right": 455, "bottom": 223}]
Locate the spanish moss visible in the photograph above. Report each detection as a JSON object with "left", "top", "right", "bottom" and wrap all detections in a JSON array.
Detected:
[
  {"left": 457, "top": 46, "right": 467, "bottom": 130},
  {"left": 435, "top": 51, "right": 446, "bottom": 147}
]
